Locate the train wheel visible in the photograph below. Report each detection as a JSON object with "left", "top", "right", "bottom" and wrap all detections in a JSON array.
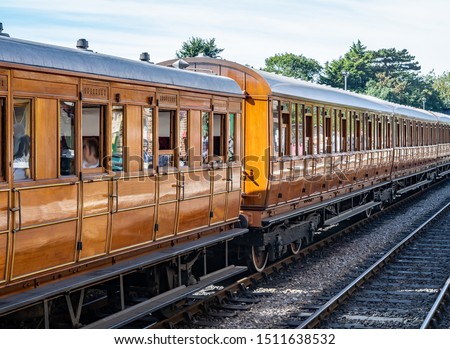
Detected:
[
  {"left": 250, "top": 246, "right": 268, "bottom": 272},
  {"left": 289, "top": 240, "right": 302, "bottom": 255}
]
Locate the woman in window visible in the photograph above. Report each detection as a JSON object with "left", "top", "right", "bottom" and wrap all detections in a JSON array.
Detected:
[{"left": 82, "top": 137, "right": 99, "bottom": 168}]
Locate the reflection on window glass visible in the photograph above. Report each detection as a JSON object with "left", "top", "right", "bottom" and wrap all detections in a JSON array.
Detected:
[
  {"left": 273, "top": 100, "right": 279, "bottom": 157},
  {"left": 298, "top": 105, "right": 303, "bottom": 155},
  {"left": 291, "top": 104, "right": 297, "bottom": 156},
  {"left": 60, "top": 101, "right": 76, "bottom": 175},
  {"left": 143, "top": 107, "right": 153, "bottom": 169},
  {"left": 202, "top": 112, "right": 209, "bottom": 164},
  {"left": 13, "top": 99, "right": 31, "bottom": 180},
  {"left": 179, "top": 110, "right": 188, "bottom": 166},
  {"left": 228, "top": 113, "right": 235, "bottom": 162},
  {"left": 112, "top": 106, "right": 123, "bottom": 171},
  {"left": 82, "top": 105, "right": 101, "bottom": 169}
]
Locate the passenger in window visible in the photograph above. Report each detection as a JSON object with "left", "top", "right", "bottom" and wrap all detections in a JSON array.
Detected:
[
  {"left": 82, "top": 137, "right": 99, "bottom": 168},
  {"left": 13, "top": 135, "right": 30, "bottom": 180}
]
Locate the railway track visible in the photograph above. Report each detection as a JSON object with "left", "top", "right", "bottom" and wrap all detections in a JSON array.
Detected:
[
  {"left": 149, "top": 181, "right": 450, "bottom": 329},
  {"left": 74, "top": 180, "right": 450, "bottom": 329},
  {"left": 297, "top": 200, "right": 450, "bottom": 329}
]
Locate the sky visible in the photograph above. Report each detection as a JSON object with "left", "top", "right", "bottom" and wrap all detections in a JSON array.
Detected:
[{"left": 1, "top": 0, "right": 449, "bottom": 75}]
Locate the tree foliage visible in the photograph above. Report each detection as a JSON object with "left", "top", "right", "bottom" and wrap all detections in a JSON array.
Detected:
[
  {"left": 320, "top": 40, "right": 374, "bottom": 92},
  {"left": 176, "top": 37, "right": 224, "bottom": 58},
  {"left": 263, "top": 53, "right": 322, "bottom": 82}
]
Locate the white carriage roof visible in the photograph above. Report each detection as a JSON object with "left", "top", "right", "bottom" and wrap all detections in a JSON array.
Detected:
[
  {"left": 0, "top": 36, "right": 243, "bottom": 96},
  {"left": 255, "top": 69, "right": 439, "bottom": 122}
]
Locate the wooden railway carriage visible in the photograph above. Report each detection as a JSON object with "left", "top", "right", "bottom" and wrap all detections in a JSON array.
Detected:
[
  {"left": 0, "top": 35, "right": 247, "bottom": 326},
  {"left": 160, "top": 57, "right": 450, "bottom": 271}
]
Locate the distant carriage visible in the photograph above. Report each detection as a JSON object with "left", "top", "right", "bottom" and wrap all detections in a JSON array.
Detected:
[{"left": 160, "top": 57, "right": 450, "bottom": 271}]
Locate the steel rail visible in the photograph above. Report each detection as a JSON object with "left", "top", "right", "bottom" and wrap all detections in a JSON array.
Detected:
[
  {"left": 297, "top": 200, "right": 450, "bottom": 329},
  {"left": 420, "top": 276, "right": 450, "bottom": 329}
]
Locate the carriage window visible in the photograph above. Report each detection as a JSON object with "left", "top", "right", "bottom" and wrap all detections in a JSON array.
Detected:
[
  {"left": 386, "top": 118, "right": 392, "bottom": 148},
  {"left": 112, "top": 106, "right": 124, "bottom": 171},
  {"left": 60, "top": 102, "right": 76, "bottom": 176},
  {"left": 143, "top": 107, "right": 153, "bottom": 170},
  {"left": 202, "top": 112, "right": 209, "bottom": 164},
  {"left": 341, "top": 115, "right": 347, "bottom": 152},
  {"left": 325, "top": 109, "right": 332, "bottom": 153},
  {"left": 158, "top": 109, "right": 175, "bottom": 167},
  {"left": 179, "top": 110, "right": 188, "bottom": 166},
  {"left": 305, "top": 106, "right": 313, "bottom": 155},
  {"left": 228, "top": 113, "right": 235, "bottom": 162},
  {"left": 82, "top": 104, "right": 102, "bottom": 169},
  {"left": 298, "top": 105, "right": 304, "bottom": 156},
  {"left": 272, "top": 100, "right": 280, "bottom": 157},
  {"left": 291, "top": 104, "right": 297, "bottom": 156},
  {"left": 367, "top": 115, "right": 373, "bottom": 150},
  {"left": 0, "top": 98, "right": 5, "bottom": 180},
  {"left": 13, "top": 99, "right": 31, "bottom": 180},
  {"left": 334, "top": 109, "right": 340, "bottom": 153},
  {"left": 213, "top": 113, "right": 225, "bottom": 161}
]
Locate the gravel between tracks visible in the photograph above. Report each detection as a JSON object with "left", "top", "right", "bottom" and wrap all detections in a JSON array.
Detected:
[{"left": 210, "top": 182, "right": 450, "bottom": 329}]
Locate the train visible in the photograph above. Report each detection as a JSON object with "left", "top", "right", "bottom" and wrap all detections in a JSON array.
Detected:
[{"left": 1, "top": 29, "right": 450, "bottom": 328}]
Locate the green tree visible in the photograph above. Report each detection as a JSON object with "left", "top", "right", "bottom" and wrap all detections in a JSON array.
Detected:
[
  {"left": 371, "top": 48, "right": 421, "bottom": 78},
  {"left": 176, "top": 37, "right": 224, "bottom": 58},
  {"left": 365, "top": 72, "right": 443, "bottom": 111},
  {"left": 263, "top": 53, "right": 322, "bottom": 82},
  {"left": 433, "top": 71, "right": 450, "bottom": 111},
  {"left": 320, "top": 40, "right": 374, "bottom": 92}
]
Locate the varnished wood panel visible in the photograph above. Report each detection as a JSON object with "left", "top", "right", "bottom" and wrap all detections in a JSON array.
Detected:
[
  {"left": 116, "top": 177, "right": 156, "bottom": 210},
  {"left": 226, "top": 190, "right": 241, "bottom": 221},
  {"left": 79, "top": 215, "right": 108, "bottom": 260},
  {"left": 11, "top": 221, "right": 77, "bottom": 278},
  {"left": 111, "top": 85, "right": 155, "bottom": 105},
  {"left": 242, "top": 99, "right": 269, "bottom": 207},
  {"left": 12, "top": 76, "right": 77, "bottom": 97},
  {"left": 0, "top": 75, "right": 7, "bottom": 91},
  {"left": 180, "top": 95, "right": 210, "bottom": 110},
  {"left": 183, "top": 170, "right": 210, "bottom": 198},
  {"left": 110, "top": 207, "right": 155, "bottom": 251},
  {"left": 211, "top": 193, "right": 226, "bottom": 225},
  {"left": 35, "top": 98, "right": 58, "bottom": 180},
  {"left": 18, "top": 184, "right": 78, "bottom": 227},
  {"left": 178, "top": 197, "right": 210, "bottom": 233},
  {"left": 158, "top": 174, "right": 177, "bottom": 202},
  {"left": 212, "top": 168, "right": 227, "bottom": 193},
  {"left": 0, "top": 191, "right": 8, "bottom": 231},
  {"left": 83, "top": 181, "right": 109, "bottom": 215},
  {"left": 0, "top": 233, "right": 7, "bottom": 281},
  {"left": 125, "top": 105, "right": 142, "bottom": 172},
  {"left": 155, "top": 202, "right": 176, "bottom": 239}
]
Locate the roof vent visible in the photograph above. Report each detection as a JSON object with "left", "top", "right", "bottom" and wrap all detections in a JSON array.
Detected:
[
  {"left": 0, "top": 23, "right": 10, "bottom": 37},
  {"left": 139, "top": 52, "right": 153, "bottom": 63},
  {"left": 172, "top": 59, "right": 190, "bottom": 69},
  {"left": 76, "top": 38, "right": 89, "bottom": 50}
]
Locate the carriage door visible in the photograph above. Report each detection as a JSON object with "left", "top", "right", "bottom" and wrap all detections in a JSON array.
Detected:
[{"left": 0, "top": 97, "right": 7, "bottom": 283}]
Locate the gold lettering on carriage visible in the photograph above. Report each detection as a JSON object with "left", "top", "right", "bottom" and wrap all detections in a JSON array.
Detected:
[
  {"left": 83, "top": 85, "right": 108, "bottom": 99},
  {"left": 0, "top": 76, "right": 7, "bottom": 91}
]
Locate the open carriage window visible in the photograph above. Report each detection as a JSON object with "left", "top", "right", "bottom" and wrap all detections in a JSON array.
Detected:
[
  {"left": 13, "top": 99, "right": 32, "bottom": 180},
  {"left": 60, "top": 101, "right": 76, "bottom": 176},
  {"left": 82, "top": 104, "right": 103, "bottom": 170},
  {"left": 158, "top": 109, "right": 176, "bottom": 168}
]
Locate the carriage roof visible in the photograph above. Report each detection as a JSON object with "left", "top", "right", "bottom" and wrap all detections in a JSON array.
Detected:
[{"left": 0, "top": 36, "right": 243, "bottom": 96}]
